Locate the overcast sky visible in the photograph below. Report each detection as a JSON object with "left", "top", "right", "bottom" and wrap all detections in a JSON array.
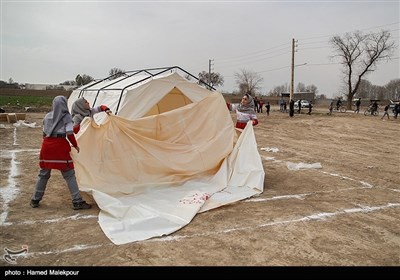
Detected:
[{"left": 1, "top": 0, "right": 399, "bottom": 98}]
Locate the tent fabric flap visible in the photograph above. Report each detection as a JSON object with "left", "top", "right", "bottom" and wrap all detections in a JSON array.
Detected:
[
  {"left": 69, "top": 71, "right": 265, "bottom": 244},
  {"left": 73, "top": 93, "right": 234, "bottom": 194}
]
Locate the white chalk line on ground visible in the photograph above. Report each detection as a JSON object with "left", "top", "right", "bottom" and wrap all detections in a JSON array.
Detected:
[
  {"left": 251, "top": 155, "right": 395, "bottom": 204},
  {"left": 1, "top": 178, "right": 388, "bottom": 227},
  {"left": 319, "top": 170, "right": 374, "bottom": 188},
  {"left": 6, "top": 201, "right": 400, "bottom": 262},
  {"left": 247, "top": 181, "right": 376, "bottom": 203},
  {"left": 157, "top": 202, "right": 400, "bottom": 242},
  {"left": 3, "top": 244, "right": 109, "bottom": 263},
  {"left": 261, "top": 152, "right": 398, "bottom": 194},
  {"left": 248, "top": 194, "right": 310, "bottom": 202},
  {"left": 1, "top": 126, "right": 39, "bottom": 221},
  {"left": 2, "top": 147, "right": 398, "bottom": 260},
  {"left": 2, "top": 146, "right": 379, "bottom": 226},
  {"left": 0, "top": 213, "right": 98, "bottom": 227},
  {"left": 0, "top": 149, "right": 40, "bottom": 225},
  {"left": 13, "top": 127, "right": 18, "bottom": 146},
  {"left": 2, "top": 180, "right": 392, "bottom": 227}
]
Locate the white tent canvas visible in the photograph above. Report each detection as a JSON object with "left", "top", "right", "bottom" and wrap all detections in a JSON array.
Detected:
[{"left": 68, "top": 68, "right": 264, "bottom": 244}]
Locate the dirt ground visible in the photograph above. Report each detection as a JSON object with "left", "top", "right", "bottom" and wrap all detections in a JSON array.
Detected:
[{"left": 1, "top": 107, "right": 399, "bottom": 267}]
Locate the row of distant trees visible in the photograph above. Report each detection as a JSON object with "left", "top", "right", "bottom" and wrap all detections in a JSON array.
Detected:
[{"left": 2, "top": 30, "right": 397, "bottom": 105}]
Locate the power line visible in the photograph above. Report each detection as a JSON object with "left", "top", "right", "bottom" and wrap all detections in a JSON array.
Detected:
[
  {"left": 255, "top": 65, "right": 291, "bottom": 74},
  {"left": 214, "top": 22, "right": 398, "bottom": 74},
  {"left": 300, "top": 40, "right": 331, "bottom": 45},
  {"left": 306, "top": 62, "right": 341, "bottom": 66},
  {"left": 216, "top": 50, "right": 291, "bottom": 69},
  {"left": 298, "top": 45, "right": 332, "bottom": 51},
  {"left": 297, "top": 28, "right": 399, "bottom": 52},
  {"left": 299, "top": 21, "right": 399, "bottom": 41},
  {"left": 215, "top": 42, "right": 291, "bottom": 62},
  {"left": 216, "top": 47, "right": 291, "bottom": 65}
]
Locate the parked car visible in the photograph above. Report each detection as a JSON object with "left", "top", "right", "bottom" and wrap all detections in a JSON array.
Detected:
[{"left": 294, "top": 100, "right": 311, "bottom": 108}]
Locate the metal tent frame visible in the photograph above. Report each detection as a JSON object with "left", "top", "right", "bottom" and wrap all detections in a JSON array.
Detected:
[{"left": 76, "top": 66, "right": 215, "bottom": 115}]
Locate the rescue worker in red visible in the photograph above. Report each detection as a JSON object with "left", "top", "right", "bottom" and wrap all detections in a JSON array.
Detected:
[
  {"left": 71, "top": 97, "right": 111, "bottom": 134},
  {"left": 234, "top": 93, "right": 258, "bottom": 129},
  {"left": 30, "top": 96, "right": 91, "bottom": 210}
]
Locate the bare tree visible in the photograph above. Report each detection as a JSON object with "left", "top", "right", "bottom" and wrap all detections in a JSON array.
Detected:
[
  {"left": 296, "top": 82, "right": 306, "bottom": 92},
  {"left": 268, "top": 84, "right": 289, "bottom": 96},
  {"left": 75, "top": 74, "right": 94, "bottom": 86},
  {"left": 60, "top": 80, "right": 76, "bottom": 86},
  {"left": 356, "top": 79, "right": 373, "bottom": 99},
  {"left": 234, "top": 69, "right": 263, "bottom": 96},
  {"left": 385, "top": 79, "right": 400, "bottom": 100},
  {"left": 330, "top": 30, "right": 396, "bottom": 109},
  {"left": 198, "top": 71, "right": 224, "bottom": 89},
  {"left": 305, "top": 84, "right": 318, "bottom": 94},
  {"left": 294, "top": 82, "right": 318, "bottom": 100},
  {"left": 109, "top": 68, "right": 126, "bottom": 79},
  {"left": 375, "top": 85, "right": 386, "bottom": 101},
  {"left": 305, "top": 84, "right": 318, "bottom": 101}
]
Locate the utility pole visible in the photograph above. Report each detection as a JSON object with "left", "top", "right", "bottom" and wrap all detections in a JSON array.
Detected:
[
  {"left": 290, "top": 38, "right": 295, "bottom": 101},
  {"left": 208, "top": 59, "right": 213, "bottom": 89}
]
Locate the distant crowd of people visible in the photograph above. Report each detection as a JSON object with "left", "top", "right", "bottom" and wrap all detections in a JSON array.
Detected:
[{"left": 229, "top": 94, "right": 400, "bottom": 121}]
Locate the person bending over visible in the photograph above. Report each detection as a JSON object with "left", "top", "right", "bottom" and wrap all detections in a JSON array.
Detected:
[{"left": 71, "top": 97, "right": 111, "bottom": 134}]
